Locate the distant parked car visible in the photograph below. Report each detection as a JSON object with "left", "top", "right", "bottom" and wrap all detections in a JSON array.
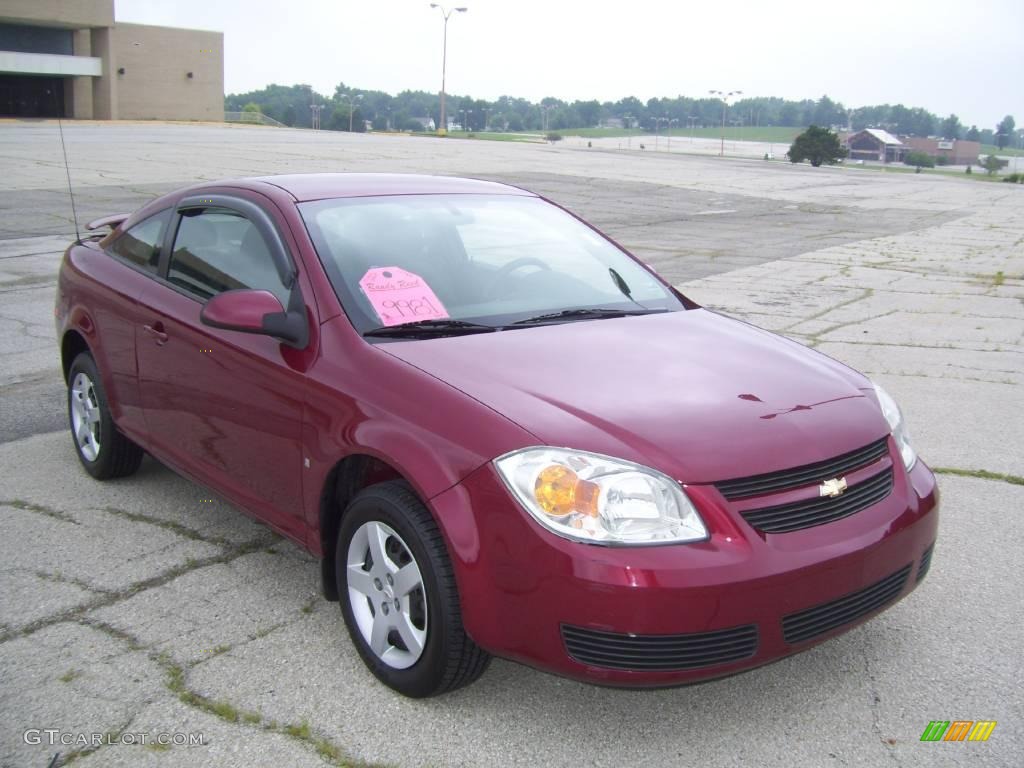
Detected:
[{"left": 56, "top": 173, "right": 938, "bottom": 697}]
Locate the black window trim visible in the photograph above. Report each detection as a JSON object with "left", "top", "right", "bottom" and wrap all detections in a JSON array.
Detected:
[
  {"left": 104, "top": 207, "right": 172, "bottom": 278},
  {"left": 157, "top": 194, "right": 299, "bottom": 305},
  {"left": 156, "top": 193, "right": 310, "bottom": 349}
]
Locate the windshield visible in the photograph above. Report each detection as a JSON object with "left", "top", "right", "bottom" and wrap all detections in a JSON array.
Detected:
[{"left": 299, "top": 194, "right": 686, "bottom": 335}]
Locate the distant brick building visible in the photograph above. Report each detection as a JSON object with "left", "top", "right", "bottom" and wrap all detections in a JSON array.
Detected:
[
  {"left": 846, "top": 129, "right": 907, "bottom": 163},
  {"left": 901, "top": 137, "right": 980, "bottom": 165}
]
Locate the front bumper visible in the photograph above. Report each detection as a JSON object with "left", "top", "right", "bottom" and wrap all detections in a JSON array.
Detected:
[{"left": 430, "top": 450, "right": 939, "bottom": 686}]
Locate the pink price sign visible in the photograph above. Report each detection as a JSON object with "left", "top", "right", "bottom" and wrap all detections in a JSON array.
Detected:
[{"left": 359, "top": 267, "right": 450, "bottom": 326}]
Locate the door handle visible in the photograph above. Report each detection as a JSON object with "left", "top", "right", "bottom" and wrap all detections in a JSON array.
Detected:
[{"left": 143, "top": 323, "right": 169, "bottom": 345}]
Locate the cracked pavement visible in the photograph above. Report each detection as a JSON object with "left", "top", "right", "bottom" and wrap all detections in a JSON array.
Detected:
[{"left": 0, "top": 122, "right": 1021, "bottom": 767}]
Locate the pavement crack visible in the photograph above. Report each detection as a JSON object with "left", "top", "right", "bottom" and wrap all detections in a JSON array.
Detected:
[
  {"left": 100, "top": 505, "right": 235, "bottom": 547},
  {"left": 160, "top": 653, "right": 378, "bottom": 767},
  {"left": 56, "top": 714, "right": 137, "bottom": 766},
  {"left": 863, "top": 646, "right": 901, "bottom": 766},
  {"left": 0, "top": 539, "right": 270, "bottom": 645},
  {"left": 932, "top": 467, "right": 1024, "bottom": 486},
  {"left": 2, "top": 498, "right": 80, "bottom": 524},
  {"left": 33, "top": 569, "right": 116, "bottom": 596},
  {"left": 781, "top": 288, "right": 874, "bottom": 332}
]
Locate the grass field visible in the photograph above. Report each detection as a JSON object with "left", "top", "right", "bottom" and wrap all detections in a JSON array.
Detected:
[
  {"left": 981, "top": 144, "right": 1024, "bottom": 157},
  {"left": 442, "top": 131, "right": 545, "bottom": 143},
  {"left": 550, "top": 126, "right": 803, "bottom": 143},
  {"left": 840, "top": 163, "right": 1008, "bottom": 183}
]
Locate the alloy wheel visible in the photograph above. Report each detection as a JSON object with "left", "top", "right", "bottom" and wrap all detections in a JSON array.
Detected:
[
  {"left": 70, "top": 372, "right": 102, "bottom": 461},
  {"left": 346, "top": 520, "right": 428, "bottom": 669}
]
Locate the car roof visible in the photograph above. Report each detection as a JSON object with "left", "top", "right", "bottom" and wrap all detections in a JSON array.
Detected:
[{"left": 240, "top": 173, "right": 535, "bottom": 202}]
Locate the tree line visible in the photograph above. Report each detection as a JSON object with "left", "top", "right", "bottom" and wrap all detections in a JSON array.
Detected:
[{"left": 225, "top": 84, "right": 1020, "bottom": 148}]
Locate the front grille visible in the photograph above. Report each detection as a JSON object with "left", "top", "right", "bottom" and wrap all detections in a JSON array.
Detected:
[
  {"left": 562, "top": 624, "right": 758, "bottom": 672},
  {"left": 782, "top": 564, "right": 911, "bottom": 644},
  {"left": 715, "top": 437, "right": 890, "bottom": 500},
  {"left": 741, "top": 467, "right": 894, "bottom": 534},
  {"left": 917, "top": 543, "right": 935, "bottom": 583}
]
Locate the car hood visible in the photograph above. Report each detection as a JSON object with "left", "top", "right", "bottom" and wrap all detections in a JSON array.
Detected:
[{"left": 381, "top": 309, "right": 890, "bottom": 484}]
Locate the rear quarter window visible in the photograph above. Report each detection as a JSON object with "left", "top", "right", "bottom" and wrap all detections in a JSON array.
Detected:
[{"left": 108, "top": 210, "right": 170, "bottom": 273}]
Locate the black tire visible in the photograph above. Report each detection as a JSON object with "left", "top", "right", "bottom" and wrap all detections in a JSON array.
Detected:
[
  {"left": 336, "top": 480, "right": 490, "bottom": 697},
  {"left": 67, "top": 352, "right": 144, "bottom": 480}
]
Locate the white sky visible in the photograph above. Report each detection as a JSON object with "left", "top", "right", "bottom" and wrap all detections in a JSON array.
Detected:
[{"left": 116, "top": 0, "right": 1022, "bottom": 128}]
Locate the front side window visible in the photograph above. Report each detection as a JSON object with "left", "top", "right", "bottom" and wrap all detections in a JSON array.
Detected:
[
  {"left": 300, "top": 194, "right": 684, "bottom": 334},
  {"left": 167, "top": 208, "right": 289, "bottom": 305},
  {"left": 108, "top": 210, "right": 170, "bottom": 273}
]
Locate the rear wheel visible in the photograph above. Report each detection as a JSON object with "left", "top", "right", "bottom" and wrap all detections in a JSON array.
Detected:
[
  {"left": 336, "top": 481, "right": 490, "bottom": 697},
  {"left": 67, "top": 352, "right": 144, "bottom": 479}
]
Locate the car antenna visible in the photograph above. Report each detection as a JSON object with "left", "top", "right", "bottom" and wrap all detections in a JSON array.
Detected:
[{"left": 51, "top": 88, "right": 81, "bottom": 244}]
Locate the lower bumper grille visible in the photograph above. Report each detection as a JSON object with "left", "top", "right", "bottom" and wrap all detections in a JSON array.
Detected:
[
  {"left": 917, "top": 543, "right": 935, "bottom": 583},
  {"left": 782, "top": 564, "right": 911, "bottom": 644},
  {"left": 562, "top": 624, "right": 758, "bottom": 672}
]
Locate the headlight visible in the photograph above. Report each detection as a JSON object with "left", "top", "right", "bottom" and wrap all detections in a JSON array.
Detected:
[
  {"left": 873, "top": 383, "right": 917, "bottom": 471},
  {"left": 494, "top": 447, "right": 708, "bottom": 545}
]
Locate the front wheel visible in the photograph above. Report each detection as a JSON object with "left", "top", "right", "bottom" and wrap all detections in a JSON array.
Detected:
[
  {"left": 336, "top": 481, "right": 490, "bottom": 697},
  {"left": 67, "top": 352, "right": 144, "bottom": 479}
]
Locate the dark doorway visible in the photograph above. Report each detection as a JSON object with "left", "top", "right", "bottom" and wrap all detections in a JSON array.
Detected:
[{"left": 0, "top": 75, "right": 65, "bottom": 117}]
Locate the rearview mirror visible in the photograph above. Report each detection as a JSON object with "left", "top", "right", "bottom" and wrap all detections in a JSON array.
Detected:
[{"left": 200, "top": 289, "right": 306, "bottom": 346}]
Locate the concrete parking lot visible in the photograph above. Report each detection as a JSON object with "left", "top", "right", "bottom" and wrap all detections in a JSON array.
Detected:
[{"left": 1, "top": 122, "right": 1022, "bottom": 767}]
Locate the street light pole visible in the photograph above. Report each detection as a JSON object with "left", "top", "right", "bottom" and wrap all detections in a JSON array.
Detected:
[
  {"left": 709, "top": 89, "right": 742, "bottom": 157},
  {"left": 430, "top": 4, "right": 468, "bottom": 135},
  {"left": 342, "top": 93, "right": 362, "bottom": 133}
]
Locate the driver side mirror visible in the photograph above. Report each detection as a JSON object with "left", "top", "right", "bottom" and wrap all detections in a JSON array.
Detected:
[{"left": 200, "top": 289, "right": 307, "bottom": 347}]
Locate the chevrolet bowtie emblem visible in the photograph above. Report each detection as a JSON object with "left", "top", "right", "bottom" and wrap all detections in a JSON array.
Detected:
[{"left": 819, "top": 477, "right": 848, "bottom": 498}]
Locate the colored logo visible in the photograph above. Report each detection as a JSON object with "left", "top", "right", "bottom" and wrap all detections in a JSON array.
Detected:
[
  {"left": 819, "top": 477, "right": 848, "bottom": 498},
  {"left": 920, "top": 721, "right": 997, "bottom": 742}
]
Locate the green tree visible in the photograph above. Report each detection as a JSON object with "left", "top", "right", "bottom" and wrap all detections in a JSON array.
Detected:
[
  {"left": 981, "top": 155, "right": 1008, "bottom": 175},
  {"left": 242, "top": 102, "right": 260, "bottom": 113},
  {"left": 327, "top": 105, "right": 365, "bottom": 132},
  {"left": 939, "top": 114, "right": 962, "bottom": 140},
  {"left": 965, "top": 125, "right": 981, "bottom": 141},
  {"left": 812, "top": 95, "right": 845, "bottom": 127},
  {"left": 904, "top": 151, "right": 935, "bottom": 168},
  {"left": 788, "top": 125, "right": 847, "bottom": 167},
  {"left": 779, "top": 102, "right": 801, "bottom": 126},
  {"left": 573, "top": 99, "right": 602, "bottom": 128},
  {"left": 995, "top": 115, "right": 1016, "bottom": 149}
]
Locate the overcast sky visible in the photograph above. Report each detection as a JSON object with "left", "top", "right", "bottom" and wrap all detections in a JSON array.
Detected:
[{"left": 117, "top": 0, "right": 1021, "bottom": 129}]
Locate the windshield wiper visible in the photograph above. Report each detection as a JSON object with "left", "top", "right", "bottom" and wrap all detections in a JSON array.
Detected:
[
  {"left": 512, "top": 308, "right": 665, "bottom": 326},
  {"left": 363, "top": 319, "right": 498, "bottom": 338}
]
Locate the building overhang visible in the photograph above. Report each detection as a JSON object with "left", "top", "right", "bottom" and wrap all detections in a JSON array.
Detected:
[{"left": 0, "top": 51, "right": 102, "bottom": 77}]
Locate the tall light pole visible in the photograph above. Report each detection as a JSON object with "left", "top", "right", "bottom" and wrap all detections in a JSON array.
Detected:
[
  {"left": 709, "top": 89, "right": 742, "bottom": 157},
  {"left": 542, "top": 104, "right": 555, "bottom": 132},
  {"left": 654, "top": 116, "right": 670, "bottom": 151},
  {"left": 430, "top": 4, "right": 467, "bottom": 135},
  {"left": 342, "top": 93, "right": 362, "bottom": 132}
]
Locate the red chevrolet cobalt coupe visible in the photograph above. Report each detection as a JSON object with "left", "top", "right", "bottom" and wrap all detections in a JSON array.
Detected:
[{"left": 56, "top": 174, "right": 938, "bottom": 697}]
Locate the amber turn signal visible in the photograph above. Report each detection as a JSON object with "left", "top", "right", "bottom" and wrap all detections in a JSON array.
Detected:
[{"left": 534, "top": 465, "right": 600, "bottom": 518}]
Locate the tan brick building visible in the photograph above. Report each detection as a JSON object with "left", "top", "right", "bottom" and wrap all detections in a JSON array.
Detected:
[
  {"left": 901, "top": 136, "right": 981, "bottom": 166},
  {"left": 0, "top": 0, "right": 223, "bottom": 120}
]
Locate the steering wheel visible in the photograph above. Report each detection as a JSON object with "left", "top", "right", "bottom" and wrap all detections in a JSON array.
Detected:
[{"left": 485, "top": 257, "right": 552, "bottom": 299}]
